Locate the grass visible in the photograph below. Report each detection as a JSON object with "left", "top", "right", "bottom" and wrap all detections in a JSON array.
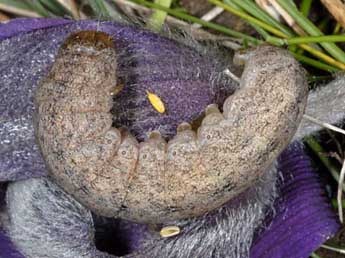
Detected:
[
  {"left": 146, "top": 0, "right": 173, "bottom": 30},
  {"left": 1, "top": 0, "right": 345, "bottom": 257},
  {"left": 2, "top": 0, "right": 345, "bottom": 71}
]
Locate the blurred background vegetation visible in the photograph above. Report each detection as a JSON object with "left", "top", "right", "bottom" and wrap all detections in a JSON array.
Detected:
[{"left": 1, "top": 0, "right": 345, "bottom": 257}]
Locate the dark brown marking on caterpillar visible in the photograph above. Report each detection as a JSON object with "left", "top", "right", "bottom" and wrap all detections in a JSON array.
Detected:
[{"left": 35, "top": 31, "right": 308, "bottom": 223}]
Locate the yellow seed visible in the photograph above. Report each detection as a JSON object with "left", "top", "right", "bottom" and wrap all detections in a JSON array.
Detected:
[
  {"left": 147, "top": 90, "right": 165, "bottom": 113},
  {"left": 110, "top": 84, "right": 124, "bottom": 96},
  {"left": 160, "top": 226, "right": 180, "bottom": 238}
]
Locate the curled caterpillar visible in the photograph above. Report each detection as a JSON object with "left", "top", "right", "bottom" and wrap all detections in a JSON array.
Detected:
[{"left": 34, "top": 30, "right": 308, "bottom": 224}]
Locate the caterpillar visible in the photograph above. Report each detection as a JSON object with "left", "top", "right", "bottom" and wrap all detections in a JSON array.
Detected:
[{"left": 34, "top": 30, "right": 308, "bottom": 224}]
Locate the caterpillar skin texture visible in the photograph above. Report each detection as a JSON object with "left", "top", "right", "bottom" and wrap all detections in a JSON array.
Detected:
[{"left": 34, "top": 31, "right": 308, "bottom": 224}]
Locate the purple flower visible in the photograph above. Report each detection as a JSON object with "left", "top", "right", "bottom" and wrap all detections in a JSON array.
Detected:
[
  {"left": 0, "top": 18, "right": 340, "bottom": 258},
  {"left": 0, "top": 18, "right": 236, "bottom": 181},
  {"left": 251, "top": 142, "right": 340, "bottom": 258},
  {"left": 0, "top": 229, "right": 25, "bottom": 258}
]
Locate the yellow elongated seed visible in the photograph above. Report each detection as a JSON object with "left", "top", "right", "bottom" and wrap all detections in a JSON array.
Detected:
[
  {"left": 110, "top": 83, "right": 124, "bottom": 96},
  {"left": 147, "top": 90, "right": 165, "bottom": 113},
  {"left": 160, "top": 226, "right": 181, "bottom": 238}
]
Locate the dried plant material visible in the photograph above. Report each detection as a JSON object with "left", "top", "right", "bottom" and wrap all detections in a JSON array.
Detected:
[
  {"left": 256, "top": 0, "right": 281, "bottom": 21},
  {"left": 113, "top": 0, "right": 242, "bottom": 49},
  {"left": 338, "top": 159, "right": 345, "bottom": 223},
  {"left": 147, "top": 90, "right": 166, "bottom": 113},
  {"left": 256, "top": 0, "right": 306, "bottom": 35},
  {"left": 160, "top": 226, "right": 181, "bottom": 237},
  {"left": 321, "top": 0, "right": 345, "bottom": 29},
  {"left": 0, "top": 11, "right": 9, "bottom": 22},
  {"left": 301, "top": 113, "right": 345, "bottom": 223},
  {"left": 56, "top": 0, "right": 83, "bottom": 19},
  {"left": 192, "top": 6, "right": 224, "bottom": 29},
  {"left": 35, "top": 29, "right": 307, "bottom": 224},
  {"left": 233, "top": 49, "right": 252, "bottom": 66},
  {"left": 321, "top": 244, "right": 345, "bottom": 255},
  {"left": 294, "top": 76, "right": 345, "bottom": 139},
  {"left": 0, "top": 4, "right": 41, "bottom": 18},
  {"left": 223, "top": 68, "right": 240, "bottom": 83},
  {"left": 181, "top": 0, "right": 256, "bottom": 35},
  {"left": 303, "top": 114, "right": 345, "bottom": 136},
  {"left": 111, "top": 83, "right": 124, "bottom": 96}
]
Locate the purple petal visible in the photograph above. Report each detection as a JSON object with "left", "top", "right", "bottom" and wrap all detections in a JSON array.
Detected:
[
  {"left": 250, "top": 142, "right": 340, "bottom": 258},
  {"left": 0, "top": 185, "right": 23, "bottom": 258},
  {"left": 0, "top": 18, "right": 72, "bottom": 40},
  {"left": 0, "top": 229, "right": 25, "bottom": 258},
  {"left": 0, "top": 18, "right": 236, "bottom": 181}
]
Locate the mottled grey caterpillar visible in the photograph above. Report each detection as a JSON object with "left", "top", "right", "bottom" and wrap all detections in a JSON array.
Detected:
[{"left": 34, "top": 31, "right": 308, "bottom": 224}]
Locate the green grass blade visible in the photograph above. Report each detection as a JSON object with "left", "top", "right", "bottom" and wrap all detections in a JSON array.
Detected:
[
  {"left": 286, "top": 35, "right": 345, "bottom": 45},
  {"left": 225, "top": 0, "right": 294, "bottom": 36},
  {"left": 209, "top": 0, "right": 286, "bottom": 38},
  {"left": 223, "top": 0, "right": 272, "bottom": 40},
  {"left": 332, "top": 198, "right": 345, "bottom": 208},
  {"left": 333, "top": 23, "right": 342, "bottom": 34},
  {"left": 300, "top": 0, "right": 312, "bottom": 17},
  {"left": 305, "top": 136, "right": 345, "bottom": 190},
  {"left": 103, "top": 1, "right": 122, "bottom": 19},
  {"left": 210, "top": 0, "right": 345, "bottom": 70},
  {"left": 276, "top": 0, "right": 345, "bottom": 63},
  {"left": 310, "top": 252, "right": 322, "bottom": 258},
  {"left": 147, "top": 0, "right": 173, "bottom": 30},
  {"left": 38, "top": 0, "right": 70, "bottom": 16},
  {"left": 131, "top": 0, "right": 261, "bottom": 44},
  {"left": 292, "top": 53, "right": 339, "bottom": 72},
  {"left": 85, "top": 0, "right": 111, "bottom": 19},
  {"left": 307, "top": 75, "right": 333, "bottom": 83},
  {"left": 223, "top": 0, "right": 239, "bottom": 9},
  {"left": 26, "top": 0, "right": 52, "bottom": 17},
  {"left": 0, "top": 0, "right": 40, "bottom": 17}
]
